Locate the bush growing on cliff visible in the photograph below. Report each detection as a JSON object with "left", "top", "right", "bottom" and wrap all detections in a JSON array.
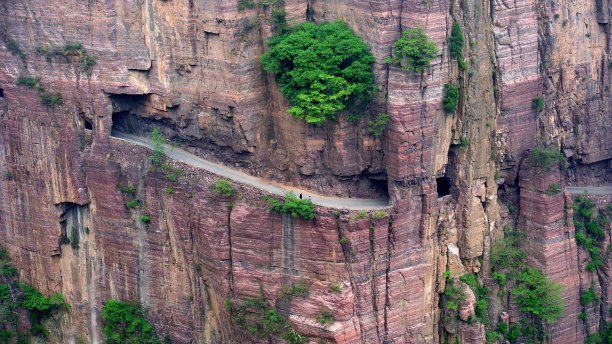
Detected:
[
  {"left": 70, "top": 227, "right": 79, "bottom": 249},
  {"left": 260, "top": 21, "right": 376, "bottom": 125},
  {"left": 226, "top": 293, "right": 306, "bottom": 341},
  {"left": 39, "top": 91, "right": 64, "bottom": 106},
  {"left": 388, "top": 26, "right": 438, "bottom": 73},
  {"left": 263, "top": 191, "right": 315, "bottom": 219},
  {"left": 573, "top": 195, "right": 607, "bottom": 271},
  {"left": 443, "top": 83, "right": 459, "bottom": 113},
  {"left": 580, "top": 287, "right": 600, "bottom": 306},
  {"left": 5, "top": 38, "right": 25, "bottom": 60},
  {"left": 511, "top": 267, "right": 565, "bottom": 323},
  {"left": 150, "top": 128, "right": 166, "bottom": 164},
  {"left": 316, "top": 307, "right": 335, "bottom": 325},
  {"left": 448, "top": 23, "right": 464, "bottom": 59},
  {"left": 211, "top": 179, "right": 236, "bottom": 197},
  {"left": 368, "top": 113, "right": 390, "bottom": 136},
  {"left": 532, "top": 96, "right": 544, "bottom": 111},
  {"left": 526, "top": 147, "right": 566, "bottom": 171},
  {"left": 102, "top": 300, "right": 161, "bottom": 344},
  {"left": 547, "top": 183, "right": 562, "bottom": 195}
]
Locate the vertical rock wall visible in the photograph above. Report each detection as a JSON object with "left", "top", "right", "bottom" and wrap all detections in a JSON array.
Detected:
[{"left": 0, "top": 0, "right": 610, "bottom": 342}]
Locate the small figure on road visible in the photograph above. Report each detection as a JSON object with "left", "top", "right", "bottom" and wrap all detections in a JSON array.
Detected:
[
  {"left": 299, "top": 193, "right": 303, "bottom": 199},
  {"left": 308, "top": 196, "right": 312, "bottom": 201}
]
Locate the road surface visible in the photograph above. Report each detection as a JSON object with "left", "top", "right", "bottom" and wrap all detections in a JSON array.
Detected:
[
  {"left": 111, "top": 132, "right": 390, "bottom": 210},
  {"left": 566, "top": 186, "right": 612, "bottom": 195}
]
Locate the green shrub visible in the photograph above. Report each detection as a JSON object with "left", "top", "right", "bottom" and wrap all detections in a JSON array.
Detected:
[
  {"left": 227, "top": 294, "right": 304, "bottom": 341},
  {"left": 485, "top": 330, "right": 499, "bottom": 343},
  {"left": 459, "top": 136, "right": 469, "bottom": 149},
  {"left": 579, "top": 312, "right": 587, "bottom": 320},
  {"left": 39, "top": 92, "right": 64, "bottom": 106},
  {"left": 491, "top": 228, "right": 526, "bottom": 276},
  {"left": 372, "top": 210, "right": 388, "bottom": 219},
  {"left": 329, "top": 283, "right": 341, "bottom": 293},
  {"left": 511, "top": 267, "right": 565, "bottom": 323},
  {"left": 70, "top": 227, "right": 79, "bottom": 249},
  {"left": 280, "top": 282, "right": 310, "bottom": 298},
  {"left": 548, "top": 183, "right": 562, "bottom": 195},
  {"left": 508, "top": 323, "right": 521, "bottom": 343},
  {"left": 150, "top": 128, "right": 166, "bottom": 164},
  {"left": 526, "top": 147, "right": 566, "bottom": 171},
  {"left": 580, "top": 287, "right": 600, "bottom": 306},
  {"left": 356, "top": 210, "right": 367, "bottom": 219},
  {"left": 458, "top": 59, "right": 467, "bottom": 71},
  {"left": 532, "top": 96, "right": 544, "bottom": 111},
  {"left": 211, "top": 179, "right": 236, "bottom": 197},
  {"left": 475, "top": 299, "right": 488, "bottom": 319},
  {"left": 459, "top": 274, "right": 478, "bottom": 290},
  {"left": 280, "top": 329, "right": 306, "bottom": 344},
  {"left": 60, "top": 233, "right": 70, "bottom": 245},
  {"left": 260, "top": 21, "right": 376, "bottom": 125},
  {"left": 102, "top": 300, "right": 161, "bottom": 344},
  {"left": 269, "top": 9, "right": 288, "bottom": 33},
  {"left": 316, "top": 308, "right": 334, "bottom": 325},
  {"left": 368, "top": 113, "right": 390, "bottom": 136},
  {"left": 6, "top": 39, "right": 21, "bottom": 56},
  {"left": 497, "top": 321, "right": 509, "bottom": 335},
  {"left": 237, "top": 0, "right": 256, "bottom": 10},
  {"left": 16, "top": 76, "right": 40, "bottom": 88},
  {"left": 493, "top": 272, "right": 506, "bottom": 287},
  {"left": 391, "top": 26, "right": 438, "bottom": 73},
  {"left": 165, "top": 187, "right": 173, "bottom": 194},
  {"left": 448, "top": 23, "right": 464, "bottom": 59},
  {"left": 263, "top": 192, "right": 315, "bottom": 219},
  {"left": 121, "top": 186, "right": 136, "bottom": 194},
  {"left": 339, "top": 237, "right": 349, "bottom": 244},
  {"left": 443, "top": 83, "right": 459, "bottom": 113},
  {"left": 141, "top": 216, "right": 151, "bottom": 224},
  {"left": 166, "top": 173, "right": 177, "bottom": 182},
  {"left": 126, "top": 199, "right": 139, "bottom": 208}
]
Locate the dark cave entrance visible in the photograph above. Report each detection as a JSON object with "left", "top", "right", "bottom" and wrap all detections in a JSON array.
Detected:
[
  {"left": 368, "top": 177, "right": 389, "bottom": 199},
  {"left": 84, "top": 119, "right": 93, "bottom": 130},
  {"left": 0, "top": 89, "right": 4, "bottom": 97},
  {"left": 436, "top": 177, "right": 451, "bottom": 197},
  {"left": 111, "top": 110, "right": 138, "bottom": 134}
]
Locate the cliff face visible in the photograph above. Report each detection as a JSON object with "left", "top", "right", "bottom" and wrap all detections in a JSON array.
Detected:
[{"left": 0, "top": 0, "right": 610, "bottom": 343}]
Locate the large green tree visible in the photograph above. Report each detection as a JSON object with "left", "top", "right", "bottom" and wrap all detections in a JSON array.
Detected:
[{"left": 260, "top": 21, "right": 376, "bottom": 125}]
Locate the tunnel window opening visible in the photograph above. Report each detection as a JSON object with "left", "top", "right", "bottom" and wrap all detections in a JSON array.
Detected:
[
  {"left": 84, "top": 119, "right": 93, "bottom": 130},
  {"left": 368, "top": 177, "right": 390, "bottom": 200},
  {"left": 436, "top": 177, "right": 451, "bottom": 197},
  {"left": 0, "top": 89, "right": 4, "bottom": 97}
]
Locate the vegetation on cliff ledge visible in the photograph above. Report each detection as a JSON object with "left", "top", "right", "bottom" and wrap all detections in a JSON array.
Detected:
[
  {"left": 102, "top": 299, "right": 161, "bottom": 344},
  {"left": 526, "top": 146, "right": 567, "bottom": 171},
  {"left": 384, "top": 26, "right": 438, "bottom": 73},
  {"left": 261, "top": 20, "right": 376, "bottom": 125},
  {"left": 263, "top": 191, "right": 315, "bottom": 219},
  {"left": 0, "top": 248, "right": 70, "bottom": 341}
]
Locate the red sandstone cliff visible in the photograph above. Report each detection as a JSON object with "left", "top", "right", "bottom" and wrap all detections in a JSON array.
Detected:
[{"left": 0, "top": 0, "right": 610, "bottom": 343}]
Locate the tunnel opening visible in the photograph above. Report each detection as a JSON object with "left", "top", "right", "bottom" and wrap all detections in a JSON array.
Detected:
[
  {"left": 436, "top": 177, "right": 451, "bottom": 197},
  {"left": 0, "top": 89, "right": 4, "bottom": 97},
  {"left": 368, "top": 176, "right": 389, "bottom": 199},
  {"left": 84, "top": 119, "right": 93, "bottom": 130}
]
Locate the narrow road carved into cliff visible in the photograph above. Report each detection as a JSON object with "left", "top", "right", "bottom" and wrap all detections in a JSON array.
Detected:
[
  {"left": 111, "top": 132, "right": 390, "bottom": 210},
  {"left": 566, "top": 186, "right": 612, "bottom": 195}
]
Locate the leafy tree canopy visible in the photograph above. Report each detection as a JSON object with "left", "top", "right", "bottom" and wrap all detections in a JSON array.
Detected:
[
  {"left": 511, "top": 268, "right": 565, "bottom": 323},
  {"left": 390, "top": 26, "right": 438, "bottom": 73},
  {"left": 102, "top": 300, "right": 161, "bottom": 344},
  {"left": 260, "top": 21, "right": 376, "bottom": 125}
]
